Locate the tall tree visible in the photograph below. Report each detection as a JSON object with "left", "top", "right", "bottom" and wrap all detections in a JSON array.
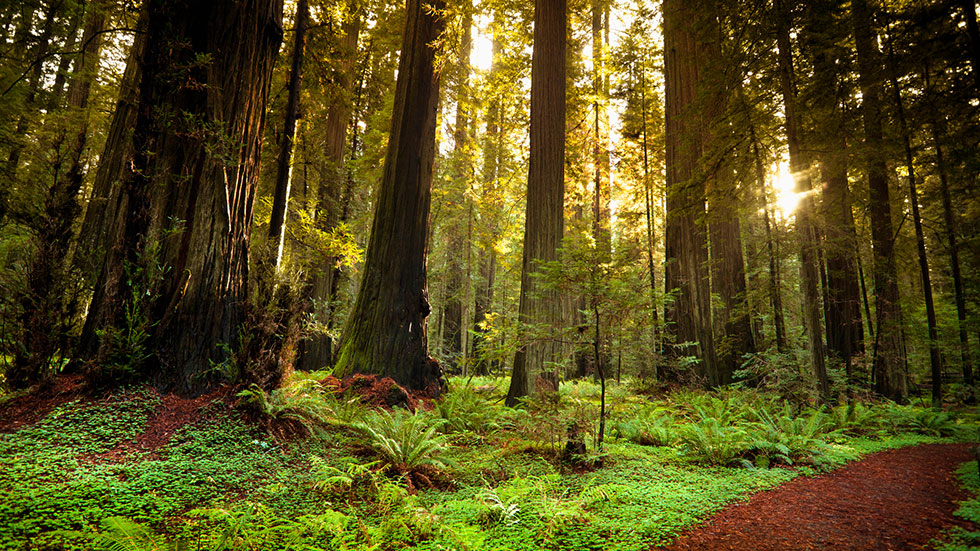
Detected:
[
  {"left": 265, "top": 0, "right": 310, "bottom": 271},
  {"left": 505, "top": 0, "right": 567, "bottom": 405},
  {"left": 774, "top": 0, "right": 829, "bottom": 399},
  {"left": 333, "top": 0, "right": 446, "bottom": 392},
  {"left": 83, "top": 0, "right": 284, "bottom": 393},
  {"left": 663, "top": 0, "right": 717, "bottom": 384},
  {"left": 442, "top": 0, "right": 474, "bottom": 371},
  {"left": 886, "top": 34, "right": 942, "bottom": 407},
  {"left": 299, "top": 3, "right": 362, "bottom": 371},
  {"left": 8, "top": 0, "right": 107, "bottom": 388},
  {"left": 851, "top": 0, "right": 907, "bottom": 402},
  {"left": 804, "top": 0, "right": 864, "bottom": 378}
]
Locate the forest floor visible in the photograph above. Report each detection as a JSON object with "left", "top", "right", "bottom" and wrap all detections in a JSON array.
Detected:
[
  {"left": 0, "top": 374, "right": 978, "bottom": 550},
  {"left": 666, "top": 442, "right": 977, "bottom": 550}
]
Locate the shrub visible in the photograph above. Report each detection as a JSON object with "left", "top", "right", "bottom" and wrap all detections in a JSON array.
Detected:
[
  {"left": 677, "top": 417, "right": 751, "bottom": 466},
  {"left": 434, "top": 387, "right": 500, "bottom": 435},
  {"left": 354, "top": 409, "right": 450, "bottom": 474},
  {"left": 237, "top": 378, "right": 334, "bottom": 436}
]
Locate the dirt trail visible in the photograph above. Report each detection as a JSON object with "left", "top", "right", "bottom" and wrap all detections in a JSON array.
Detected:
[{"left": 665, "top": 443, "right": 976, "bottom": 550}]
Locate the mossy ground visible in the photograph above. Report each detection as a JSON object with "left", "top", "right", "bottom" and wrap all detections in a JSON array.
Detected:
[{"left": 0, "top": 377, "right": 973, "bottom": 550}]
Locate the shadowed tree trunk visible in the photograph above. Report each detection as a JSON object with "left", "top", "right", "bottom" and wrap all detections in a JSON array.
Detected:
[
  {"left": 886, "top": 38, "right": 941, "bottom": 407},
  {"left": 775, "top": 0, "right": 829, "bottom": 400},
  {"left": 299, "top": 5, "right": 361, "bottom": 371},
  {"left": 505, "top": 0, "right": 566, "bottom": 405},
  {"left": 805, "top": 0, "right": 864, "bottom": 380},
  {"left": 82, "top": 0, "right": 284, "bottom": 394},
  {"left": 851, "top": 0, "right": 906, "bottom": 402},
  {"left": 75, "top": 8, "right": 149, "bottom": 285},
  {"left": 663, "top": 0, "right": 717, "bottom": 384},
  {"left": 333, "top": 0, "right": 446, "bottom": 392},
  {"left": 8, "top": 0, "right": 106, "bottom": 388},
  {"left": 922, "top": 63, "right": 975, "bottom": 392}
]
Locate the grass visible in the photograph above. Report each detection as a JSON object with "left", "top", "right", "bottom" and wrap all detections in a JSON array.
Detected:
[{"left": 0, "top": 377, "right": 973, "bottom": 550}]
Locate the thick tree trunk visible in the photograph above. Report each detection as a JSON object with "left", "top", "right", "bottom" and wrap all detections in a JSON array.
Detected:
[
  {"left": 299, "top": 7, "right": 361, "bottom": 372},
  {"left": 505, "top": 0, "right": 566, "bottom": 405},
  {"left": 83, "top": 0, "right": 284, "bottom": 394},
  {"left": 775, "top": 0, "right": 829, "bottom": 400},
  {"left": 333, "top": 0, "right": 445, "bottom": 392},
  {"left": 265, "top": 0, "right": 309, "bottom": 271},
  {"left": 851, "top": 0, "right": 906, "bottom": 402},
  {"left": 75, "top": 8, "right": 148, "bottom": 285},
  {"left": 663, "top": 0, "right": 717, "bottom": 384},
  {"left": 806, "top": 0, "right": 864, "bottom": 379}
]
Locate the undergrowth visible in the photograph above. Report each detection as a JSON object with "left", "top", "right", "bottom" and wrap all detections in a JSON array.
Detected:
[{"left": 0, "top": 377, "right": 971, "bottom": 551}]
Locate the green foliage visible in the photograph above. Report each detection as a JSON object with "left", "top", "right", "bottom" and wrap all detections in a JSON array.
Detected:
[
  {"left": 354, "top": 409, "right": 450, "bottom": 472},
  {"left": 435, "top": 386, "right": 501, "bottom": 435},
  {"left": 93, "top": 517, "right": 176, "bottom": 551},
  {"left": 677, "top": 417, "right": 752, "bottom": 466},
  {"left": 610, "top": 404, "right": 676, "bottom": 446},
  {"left": 237, "top": 379, "right": 335, "bottom": 436}
]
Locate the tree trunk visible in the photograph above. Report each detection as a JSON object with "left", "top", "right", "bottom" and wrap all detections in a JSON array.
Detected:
[
  {"left": 851, "top": 0, "right": 906, "bottom": 402},
  {"left": 75, "top": 7, "right": 149, "bottom": 286},
  {"left": 299, "top": 6, "right": 361, "bottom": 372},
  {"left": 471, "top": 32, "right": 502, "bottom": 376},
  {"left": 663, "top": 0, "right": 717, "bottom": 384},
  {"left": 442, "top": 1, "right": 473, "bottom": 371},
  {"left": 959, "top": 0, "right": 980, "bottom": 92},
  {"left": 83, "top": 0, "right": 284, "bottom": 394},
  {"left": 8, "top": 0, "right": 106, "bottom": 388},
  {"left": 333, "top": 0, "right": 445, "bottom": 392},
  {"left": 640, "top": 67, "right": 660, "bottom": 360},
  {"left": 505, "top": 0, "right": 566, "bottom": 405},
  {"left": 923, "top": 64, "right": 975, "bottom": 391},
  {"left": 887, "top": 40, "right": 942, "bottom": 407},
  {"left": 806, "top": 0, "right": 864, "bottom": 379},
  {"left": 265, "top": 0, "right": 309, "bottom": 271},
  {"left": 775, "top": 0, "right": 829, "bottom": 400}
]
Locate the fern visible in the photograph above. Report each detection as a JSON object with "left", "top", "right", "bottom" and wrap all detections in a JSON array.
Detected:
[
  {"left": 354, "top": 409, "right": 449, "bottom": 471},
  {"left": 95, "top": 517, "right": 176, "bottom": 551}
]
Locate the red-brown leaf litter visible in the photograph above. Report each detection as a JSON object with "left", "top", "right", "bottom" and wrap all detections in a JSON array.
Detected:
[
  {"left": 0, "top": 373, "right": 87, "bottom": 433},
  {"left": 664, "top": 443, "right": 977, "bottom": 551}
]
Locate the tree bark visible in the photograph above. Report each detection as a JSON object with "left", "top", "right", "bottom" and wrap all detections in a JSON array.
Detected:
[
  {"left": 333, "top": 0, "right": 445, "bottom": 392},
  {"left": 851, "top": 0, "right": 907, "bottom": 402},
  {"left": 663, "top": 0, "right": 717, "bottom": 384},
  {"left": 805, "top": 0, "right": 864, "bottom": 379},
  {"left": 887, "top": 39, "right": 942, "bottom": 407},
  {"left": 775, "top": 0, "right": 829, "bottom": 400},
  {"left": 75, "top": 7, "right": 149, "bottom": 285},
  {"left": 83, "top": 0, "right": 284, "bottom": 394},
  {"left": 505, "top": 0, "right": 566, "bottom": 405}
]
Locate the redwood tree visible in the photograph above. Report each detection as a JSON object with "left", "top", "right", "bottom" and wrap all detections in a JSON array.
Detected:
[
  {"left": 505, "top": 0, "right": 567, "bottom": 405},
  {"left": 333, "top": 0, "right": 446, "bottom": 392},
  {"left": 83, "top": 0, "right": 284, "bottom": 393}
]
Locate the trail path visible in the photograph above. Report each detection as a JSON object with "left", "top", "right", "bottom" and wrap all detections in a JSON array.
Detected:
[{"left": 665, "top": 443, "right": 976, "bottom": 550}]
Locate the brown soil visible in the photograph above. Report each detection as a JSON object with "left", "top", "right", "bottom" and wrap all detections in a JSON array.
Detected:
[
  {"left": 0, "top": 374, "right": 88, "bottom": 433},
  {"left": 80, "top": 385, "right": 235, "bottom": 463},
  {"left": 664, "top": 443, "right": 977, "bottom": 551},
  {"left": 322, "top": 373, "right": 437, "bottom": 412}
]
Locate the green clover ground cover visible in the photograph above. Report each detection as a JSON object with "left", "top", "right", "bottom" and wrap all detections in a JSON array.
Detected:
[{"left": 0, "top": 378, "right": 972, "bottom": 551}]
